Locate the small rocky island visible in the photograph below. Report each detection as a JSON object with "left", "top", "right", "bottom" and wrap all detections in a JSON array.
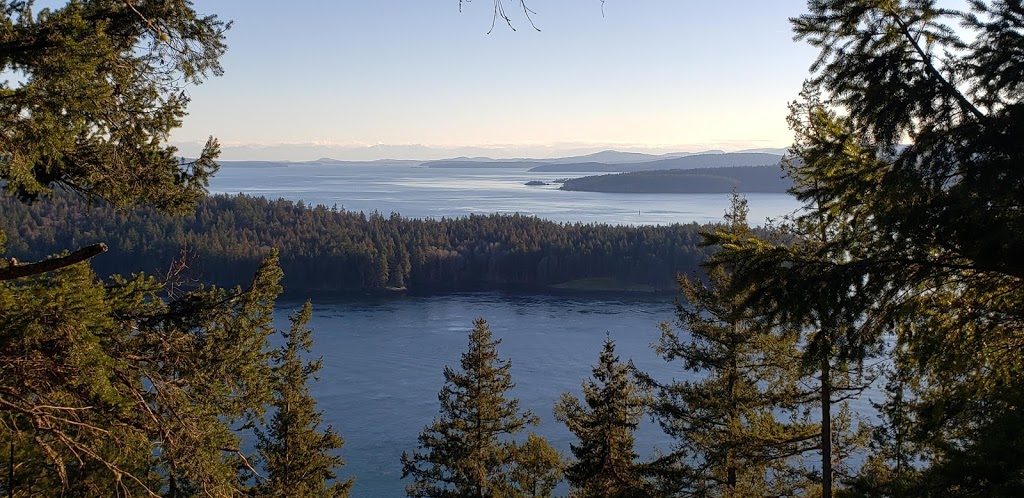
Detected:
[{"left": 524, "top": 180, "right": 548, "bottom": 186}]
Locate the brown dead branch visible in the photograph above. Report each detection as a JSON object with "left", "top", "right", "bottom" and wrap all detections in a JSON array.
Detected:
[{"left": 0, "top": 243, "right": 108, "bottom": 281}]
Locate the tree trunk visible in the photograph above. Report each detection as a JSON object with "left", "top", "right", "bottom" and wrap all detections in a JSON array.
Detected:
[{"left": 821, "top": 355, "right": 832, "bottom": 498}]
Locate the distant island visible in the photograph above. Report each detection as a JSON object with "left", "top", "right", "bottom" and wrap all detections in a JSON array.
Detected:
[
  {"left": 559, "top": 165, "right": 793, "bottom": 194},
  {"left": 524, "top": 180, "right": 549, "bottom": 186},
  {"left": 420, "top": 152, "right": 784, "bottom": 174},
  {"left": 530, "top": 152, "right": 784, "bottom": 173}
]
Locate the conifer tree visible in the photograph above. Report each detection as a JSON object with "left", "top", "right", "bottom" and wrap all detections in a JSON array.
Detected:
[
  {"left": 254, "top": 302, "right": 352, "bottom": 498},
  {"left": 0, "top": 250, "right": 283, "bottom": 496},
  {"left": 508, "top": 433, "right": 564, "bottom": 498},
  {"left": 402, "top": 318, "right": 538, "bottom": 498},
  {"left": 0, "top": 0, "right": 225, "bottom": 213},
  {"left": 646, "top": 193, "right": 817, "bottom": 497},
  {"left": 0, "top": 2, "right": 291, "bottom": 495},
  {"left": 554, "top": 337, "right": 649, "bottom": 498},
  {"left": 708, "top": 2, "right": 1024, "bottom": 494}
]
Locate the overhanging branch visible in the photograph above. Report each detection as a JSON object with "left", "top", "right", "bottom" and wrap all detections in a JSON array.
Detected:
[{"left": 0, "top": 243, "right": 108, "bottom": 281}]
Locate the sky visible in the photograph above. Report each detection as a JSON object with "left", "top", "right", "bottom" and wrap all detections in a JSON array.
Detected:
[{"left": 165, "top": 1, "right": 821, "bottom": 161}]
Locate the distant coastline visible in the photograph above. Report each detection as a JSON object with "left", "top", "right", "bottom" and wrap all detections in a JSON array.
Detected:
[{"left": 559, "top": 165, "right": 793, "bottom": 194}]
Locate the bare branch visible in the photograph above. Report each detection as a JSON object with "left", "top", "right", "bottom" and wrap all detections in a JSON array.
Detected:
[
  {"left": 224, "top": 447, "right": 264, "bottom": 482},
  {"left": 120, "top": 0, "right": 167, "bottom": 41},
  {"left": 161, "top": 242, "right": 199, "bottom": 298},
  {"left": 0, "top": 243, "right": 108, "bottom": 281},
  {"left": 461, "top": 0, "right": 540, "bottom": 33}
]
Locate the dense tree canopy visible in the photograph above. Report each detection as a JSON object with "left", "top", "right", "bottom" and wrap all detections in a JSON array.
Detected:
[
  {"left": 708, "top": 0, "right": 1024, "bottom": 495},
  {"left": 0, "top": 0, "right": 224, "bottom": 212},
  {"left": 0, "top": 2, "right": 338, "bottom": 496},
  {"left": 1, "top": 246, "right": 285, "bottom": 496},
  {"left": 0, "top": 192, "right": 713, "bottom": 293}
]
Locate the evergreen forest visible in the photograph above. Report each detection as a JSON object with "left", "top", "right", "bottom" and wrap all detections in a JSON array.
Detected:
[
  {"left": 2, "top": 0, "right": 1023, "bottom": 497},
  {"left": 0, "top": 193, "right": 711, "bottom": 293}
]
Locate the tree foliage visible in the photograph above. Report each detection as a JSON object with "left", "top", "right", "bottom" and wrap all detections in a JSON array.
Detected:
[
  {"left": 0, "top": 2, "right": 317, "bottom": 496},
  {"left": 507, "top": 433, "right": 564, "bottom": 498},
  {"left": 646, "top": 193, "right": 818, "bottom": 497},
  {"left": 0, "top": 250, "right": 283, "bottom": 496},
  {"left": 401, "top": 318, "right": 540, "bottom": 498},
  {"left": 254, "top": 302, "right": 352, "bottom": 498},
  {"left": 0, "top": 0, "right": 225, "bottom": 212},
  {"left": 554, "top": 337, "right": 649, "bottom": 498},
  {"left": 708, "top": 0, "right": 1024, "bottom": 495}
]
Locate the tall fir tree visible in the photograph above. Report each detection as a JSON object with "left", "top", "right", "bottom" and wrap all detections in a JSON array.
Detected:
[
  {"left": 646, "top": 193, "right": 817, "bottom": 497},
  {"left": 401, "top": 318, "right": 538, "bottom": 498},
  {"left": 254, "top": 301, "right": 352, "bottom": 498},
  {"left": 554, "top": 337, "right": 649, "bottom": 498},
  {"left": 709, "top": 1, "right": 1024, "bottom": 494}
]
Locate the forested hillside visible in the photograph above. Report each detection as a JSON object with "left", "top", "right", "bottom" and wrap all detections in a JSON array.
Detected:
[{"left": 0, "top": 193, "right": 712, "bottom": 293}]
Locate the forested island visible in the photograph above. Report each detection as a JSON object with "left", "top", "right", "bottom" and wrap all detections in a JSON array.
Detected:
[
  {"left": 0, "top": 193, "right": 713, "bottom": 294},
  {"left": 559, "top": 165, "right": 794, "bottom": 193}
]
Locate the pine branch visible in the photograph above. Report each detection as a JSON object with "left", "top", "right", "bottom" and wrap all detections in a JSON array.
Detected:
[
  {"left": 886, "top": 8, "right": 986, "bottom": 122},
  {"left": 0, "top": 243, "right": 108, "bottom": 281}
]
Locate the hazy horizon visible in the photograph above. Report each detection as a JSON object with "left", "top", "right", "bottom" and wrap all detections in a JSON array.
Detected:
[
  {"left": 173, "top": 141, "right": 790, "bottom": 162},
  {"left": 168, "top": 1, "right": 815, "bottom": 159}
]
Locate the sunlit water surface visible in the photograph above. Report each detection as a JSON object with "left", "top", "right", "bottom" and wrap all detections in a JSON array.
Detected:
[{"left": 210, "top": 163, "right": 802, "bottom": 226}]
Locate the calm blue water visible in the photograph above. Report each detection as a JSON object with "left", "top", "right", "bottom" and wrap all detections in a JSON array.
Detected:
[
  {"left": 210, "top": 163, "right": 802, "bottom": 226},
  {"left": 267, "top": 293, "right": 880, "bottom": 497},
  {"left": 269, "top": 293, "right": 679, "bottom": 497}
]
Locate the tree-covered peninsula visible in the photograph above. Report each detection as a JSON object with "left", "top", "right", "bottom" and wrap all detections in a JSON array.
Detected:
[{"left": 0, "top": 193, "right": 714, "bottom": 294}]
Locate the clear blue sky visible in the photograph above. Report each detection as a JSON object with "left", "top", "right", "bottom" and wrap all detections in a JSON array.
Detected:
[{"left": 168, "top": 1, "right": 820, "bottom": 160}]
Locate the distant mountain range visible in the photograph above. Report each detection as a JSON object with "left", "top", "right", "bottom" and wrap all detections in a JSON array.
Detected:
[
  {"left": 424, "top": 151, "right": 783, "bottom": 171},
  {"left": 423, "top": 160, "right": 551, "bottom": 169},
  {"left": 211, "top": 150, "right": 791, "bottom": 195},
  {"left": 212, "top": 149, "right": 787, "bottom": 169},
  {"left": 215, "top": 158, "right": 421, "bottom": 168},
  {"left": 426, "top": 149, "right": 703, "bottom": 166},
  {"left": 528, "top": 152, "right": 783, "bottom": 173},
  {"left": 171, "top": 141, "right": 789, "bottom": 162}
]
